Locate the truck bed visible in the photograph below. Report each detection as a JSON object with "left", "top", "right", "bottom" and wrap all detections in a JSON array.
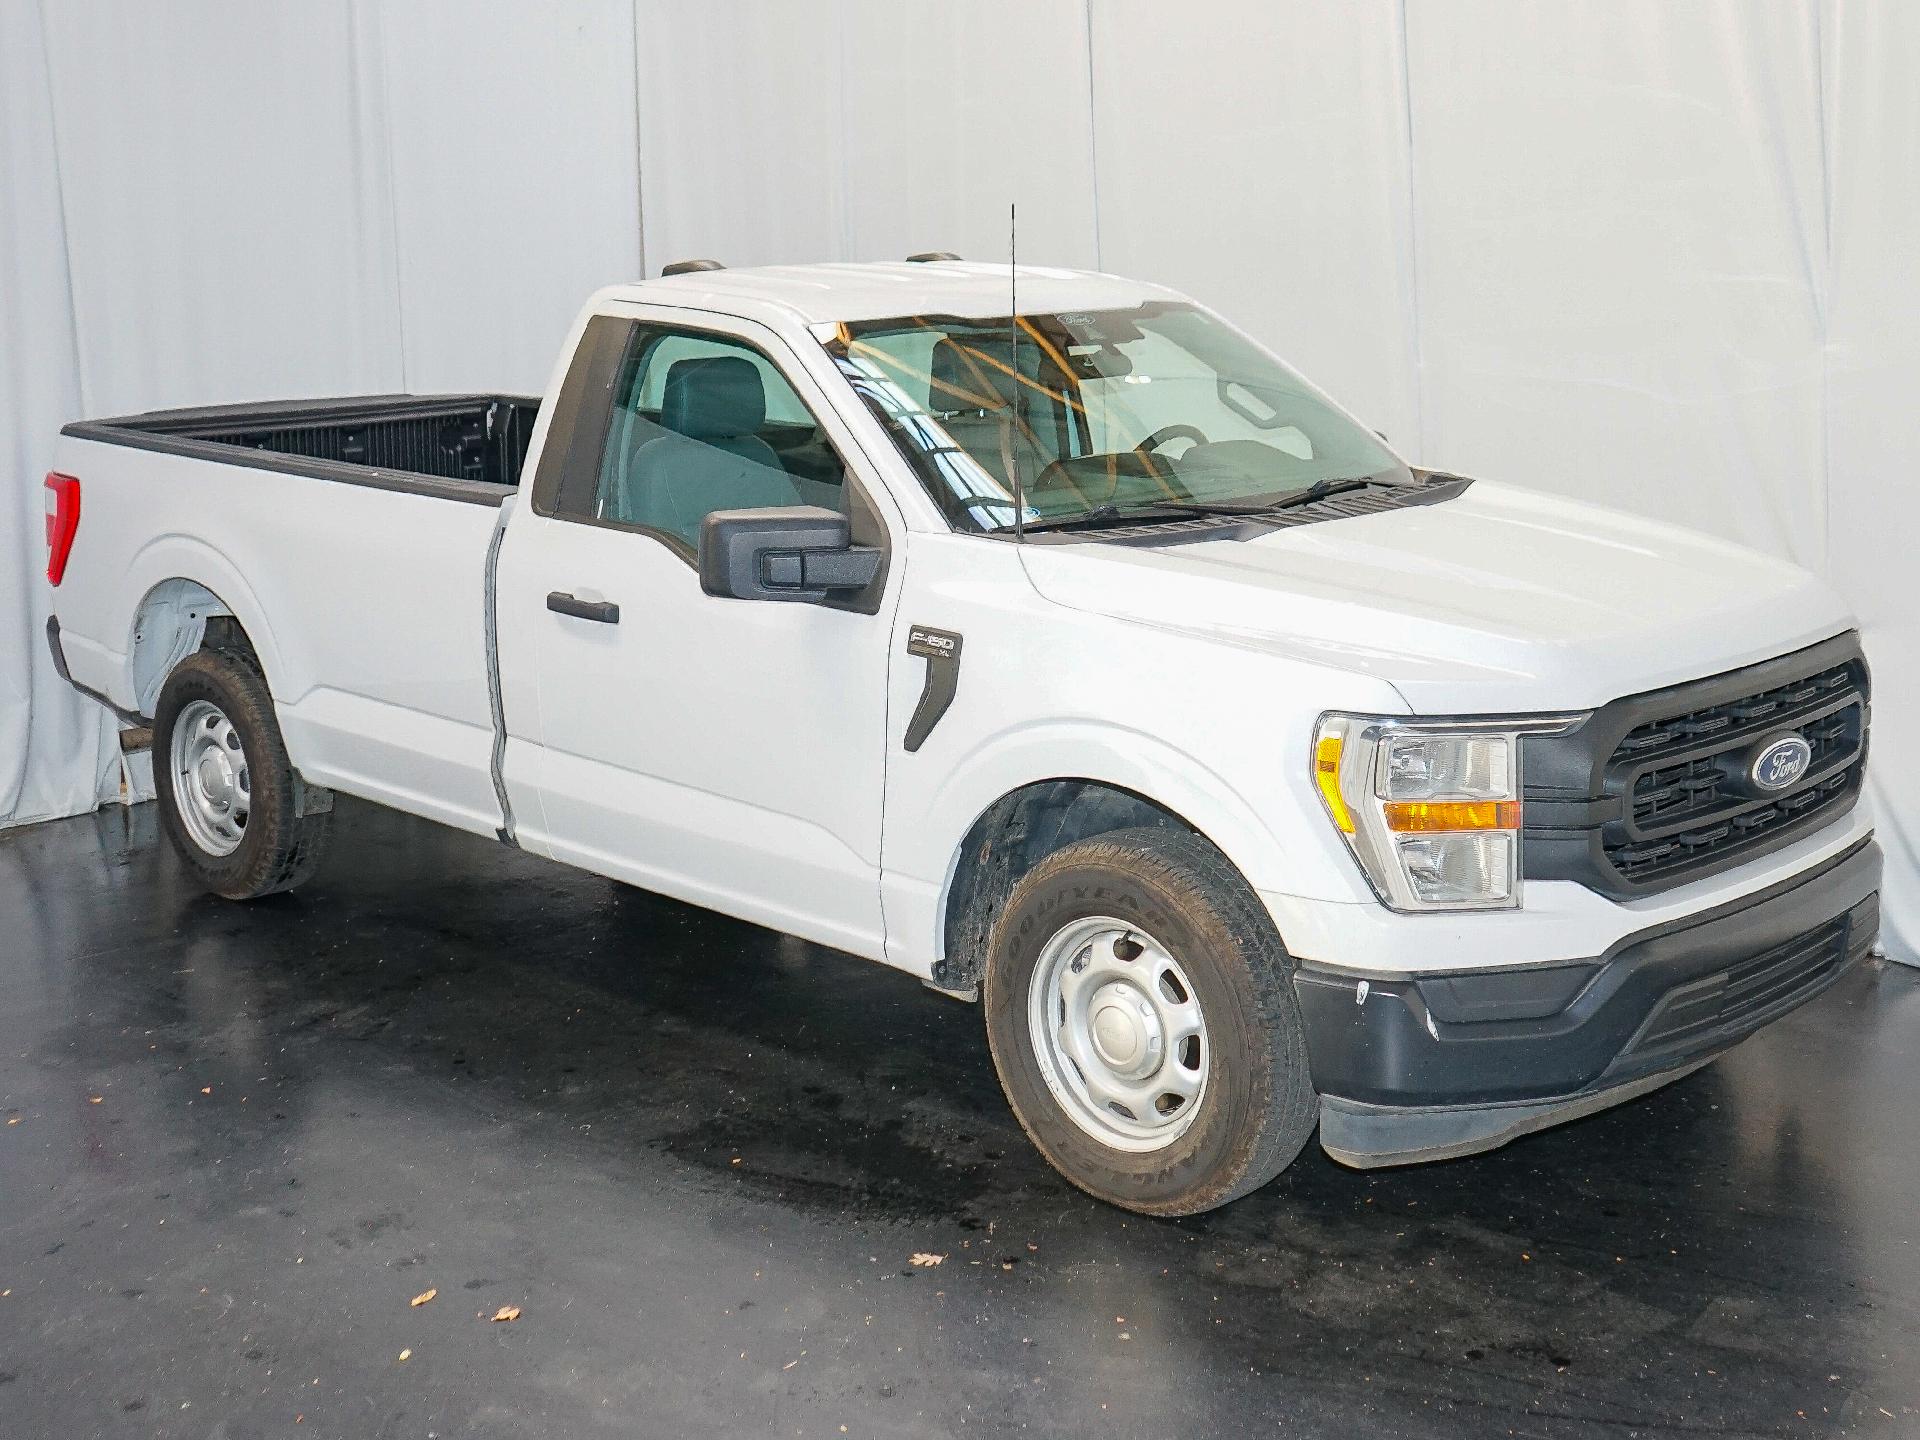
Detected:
[
  {"left": 63, "top": 394, "right": 541, "bottom": 505},
  {"left": 52, "top": 396, "right": 533, "bottom": 837}
]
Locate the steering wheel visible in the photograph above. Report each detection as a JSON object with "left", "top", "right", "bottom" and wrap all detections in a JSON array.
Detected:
[{"left": 1134, "top": 423, "right": 1209, "bottom": 457}]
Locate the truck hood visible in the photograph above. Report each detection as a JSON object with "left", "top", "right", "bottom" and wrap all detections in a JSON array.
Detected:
[{"left": 1017, "top": 479, "right": 1855, "bottom": 713}]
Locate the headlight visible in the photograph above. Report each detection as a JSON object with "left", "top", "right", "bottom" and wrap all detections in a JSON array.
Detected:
[{"left": 1312, "top": 713, "right": 1583, "bottom": 912}]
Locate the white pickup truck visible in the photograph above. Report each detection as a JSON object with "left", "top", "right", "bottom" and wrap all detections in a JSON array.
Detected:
[{"left": 43, "top": 259, "right": 1879, "bottom": 1214}]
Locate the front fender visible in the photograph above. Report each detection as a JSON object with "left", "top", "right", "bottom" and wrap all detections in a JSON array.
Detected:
[{"left": 880, "top": 716, "right": 1376, "bottom": 975}]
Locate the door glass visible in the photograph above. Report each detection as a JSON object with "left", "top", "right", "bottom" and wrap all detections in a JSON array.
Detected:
[{"left": 588, "top": 327, "right": 847, "bottom": 549}]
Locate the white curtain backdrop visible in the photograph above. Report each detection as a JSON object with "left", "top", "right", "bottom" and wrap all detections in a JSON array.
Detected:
[
  {"left": 1, "top": 1, "right": 1911, "bottom": 963},
  {"left": 1, "top": 0, "right": 119, "bottom": 827}
]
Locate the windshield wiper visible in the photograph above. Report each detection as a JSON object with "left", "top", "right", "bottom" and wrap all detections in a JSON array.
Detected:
[
  {"left": 1259, "top": 476, "right": 1377, "bottom": 511},
  {"left": 1006, "top": 478, "right": 1382, "bottom": 534},
  {"left": 1011, "top": 502, "right": 1234, "bottom": 534}
]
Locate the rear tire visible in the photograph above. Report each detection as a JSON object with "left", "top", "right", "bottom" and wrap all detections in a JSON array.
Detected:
[
  {"left": 153, "top": 648, "right": 330, "bottom": 900},
  {"left": 982, "top": 827, "right": 1316, "bottom": 1215}
]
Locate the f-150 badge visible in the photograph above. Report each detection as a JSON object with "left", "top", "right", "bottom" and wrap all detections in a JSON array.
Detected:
[{"left": 904, "top": 626, "right": 963, "bottom": 752}]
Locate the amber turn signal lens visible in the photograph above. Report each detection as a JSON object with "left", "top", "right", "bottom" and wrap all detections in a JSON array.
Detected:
[
  {"left": 1381, "top": 800, "right": 1521, "bottom": 833},
  {"left": 1314, "top": 734, "right": 1354, "bottom": 833}
]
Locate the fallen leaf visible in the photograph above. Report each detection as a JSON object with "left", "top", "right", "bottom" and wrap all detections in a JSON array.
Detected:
[
  {"left": 491, "top": 1304, "right": 521, "bottom": 1322},
  {"left": 909, "top": 1253, "right": 944, "bottom": 1268},
  {"left": 5, "top": 1117, "right": 18, "bottom": 1126},
  {"left": 397, "top": 1349, "right": 411, "bottom": 1362},
  {"left": 200, "top": 1087, "right": 212, "bottom": 1095},
  {"left": 88, "top": 1096, "right": 103, "bottom": 1105},
  {"left": 410, "top": 1288, "right": 437, "bottom": 1308}
]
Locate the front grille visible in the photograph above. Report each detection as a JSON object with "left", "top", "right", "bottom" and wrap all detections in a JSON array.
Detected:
[
  {"left": 1523, "top": 633, "right": 1870, "bottom": 898},
  {"left": 1606, "top": 660, "right": 1864, "bottom": 885},
  {"left": 1626, "top": 909, "right": 1857, "bottom": 1065}
]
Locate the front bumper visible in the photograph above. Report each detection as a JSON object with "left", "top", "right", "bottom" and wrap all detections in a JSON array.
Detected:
[{"left": 1295, "top": 836, "right": 1881, "bottom": 1167}]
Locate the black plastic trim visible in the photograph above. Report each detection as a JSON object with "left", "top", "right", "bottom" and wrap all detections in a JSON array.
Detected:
[
  {"left": 1522, "top": 631, "right": 1869, "bottom": 898},
  {"left": 46, "top": 615, "right": 146, "bottom": 726},
  {"left": 546, "top": 591, "right": 621, "bottom": 624},
  {"left": 43, "top": 615, "right": 71, "bottom": 684},
  {"left": 1294, "top": 835, "right": 1881, "bottom": 1109},
  {"left": 1319, "top": 1057, "right": 1715, "bottom": 1169},
  {"left": 529, "top": 315, "right": 635, "bottom": 520},
  {"left": 1015, "top": 473, "right": 1472, "bottom": 548},
  {"left": 903, "top": 625, "right": 963, "bottom": 752},
  {"left": 481, "top": 501, "right": 517, "bottom": 847},
  {"left": 63, "top": 394, "right": 538, "bottom": 507}
]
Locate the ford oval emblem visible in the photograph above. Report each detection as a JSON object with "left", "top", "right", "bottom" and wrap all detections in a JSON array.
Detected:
[{"left": 1750, "top": 734, "right": 1814, "bottom": 792}]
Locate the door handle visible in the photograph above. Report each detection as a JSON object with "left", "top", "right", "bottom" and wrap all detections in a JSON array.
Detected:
[{"left": 546, "top": 591, "right": 620, "bottom": 624}]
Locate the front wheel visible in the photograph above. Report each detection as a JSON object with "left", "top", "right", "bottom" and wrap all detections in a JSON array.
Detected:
[{"left": 982, "top": 827, "right": 1316, "bottom": 1215}]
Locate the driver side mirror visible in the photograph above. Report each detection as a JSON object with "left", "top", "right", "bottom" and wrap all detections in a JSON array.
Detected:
[{"left": 698, "top": 505, "right": 883, "bottom": 604}]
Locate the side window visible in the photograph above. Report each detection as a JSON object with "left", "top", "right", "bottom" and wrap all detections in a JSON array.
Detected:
[{"left": 584, "top": 325, "right": 847, "bottom": 551}]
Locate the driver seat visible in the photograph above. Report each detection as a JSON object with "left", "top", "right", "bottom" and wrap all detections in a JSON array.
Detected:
[{"left": 619, "top": 355, "right": 801, "bottom": 544}]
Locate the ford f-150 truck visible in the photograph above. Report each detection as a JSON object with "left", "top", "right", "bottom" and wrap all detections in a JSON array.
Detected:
[{"left": 42, "top": 259, "right": 1879, "bottom": 1214}]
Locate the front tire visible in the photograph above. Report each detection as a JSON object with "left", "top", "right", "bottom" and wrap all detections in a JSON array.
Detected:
[
  {"left": 982, "top": 827, "right": 1316, "bottom": 1215},
  {"left": 154, "top": 648, "right": 330, "bottom": 900}
]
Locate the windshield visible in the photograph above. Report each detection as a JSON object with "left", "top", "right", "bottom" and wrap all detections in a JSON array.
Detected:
[{"left": 819, "top": 301, "right": 1409, "bottom": 532}]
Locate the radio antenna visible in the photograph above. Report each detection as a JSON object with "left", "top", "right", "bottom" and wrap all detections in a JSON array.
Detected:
[{"left": 1009, "top": 201, "right": 1024, "bottom": 543}]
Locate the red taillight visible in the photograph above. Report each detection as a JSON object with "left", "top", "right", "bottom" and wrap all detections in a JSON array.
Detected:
[{"left": 44, "top": 472, "right": 80, "bottom": 586}]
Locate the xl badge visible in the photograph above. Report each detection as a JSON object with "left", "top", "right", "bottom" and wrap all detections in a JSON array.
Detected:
[{"left": 1749, "top": 734, "right": 1813, "bottom": 792}]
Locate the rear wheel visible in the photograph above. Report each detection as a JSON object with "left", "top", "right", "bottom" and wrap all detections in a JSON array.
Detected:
[
  {"left": 982, "top": 827, "right": 1316, "bottom": 1215},
  {"left": 154, "top": 648, "right": 330, "bottom": 900}
]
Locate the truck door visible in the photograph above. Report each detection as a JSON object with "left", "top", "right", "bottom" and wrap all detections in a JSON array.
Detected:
[{"left": 493, "top": 309, "right": 903, "bottom": 959}]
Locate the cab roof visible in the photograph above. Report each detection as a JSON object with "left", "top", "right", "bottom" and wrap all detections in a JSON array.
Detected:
[{"left": 605, "top": 260, "right": 1182, "bottom": 326}]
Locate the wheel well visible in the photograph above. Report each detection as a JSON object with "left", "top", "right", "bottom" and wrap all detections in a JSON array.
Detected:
[
  {"left": 935, "top": 780, "right": 1196, "bottom": 994},
  {"left": 129, "top": 580, "right": 260, "bottom": 715}
]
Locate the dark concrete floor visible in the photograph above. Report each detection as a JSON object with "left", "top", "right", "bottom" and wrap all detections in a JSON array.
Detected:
[{"left": 1, "top": 801, "right": 1917, "bottom": 1440}]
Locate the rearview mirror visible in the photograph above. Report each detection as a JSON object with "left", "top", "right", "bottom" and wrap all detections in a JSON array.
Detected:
[{"left": 698, "top": 505, "right": 882, "bottom": 603}]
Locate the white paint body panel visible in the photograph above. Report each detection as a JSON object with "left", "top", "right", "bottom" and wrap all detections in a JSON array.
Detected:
[
  {"left": 1266, "top": 803, "right": 1876, "bottom": 974},
  {"left": 49, "top": 438, "right": 504, "bottom": 838},
  {"left": 47, "top": 262, "right": 1870, "bottom": 984},
  {"left": 1018, "top": 481, "right": 1856, "bottom": 715},
  {"left": 491, "top": 301, "right": 907, "bottom": 960}
]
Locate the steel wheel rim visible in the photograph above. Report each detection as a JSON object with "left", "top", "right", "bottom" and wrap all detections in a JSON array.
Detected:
[
  {"left": 170, "top": 699, "right": 250, "bottom": 857},
  {"left": 1026, "top": 915, "right": 1210, "bottom": 1152}
]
